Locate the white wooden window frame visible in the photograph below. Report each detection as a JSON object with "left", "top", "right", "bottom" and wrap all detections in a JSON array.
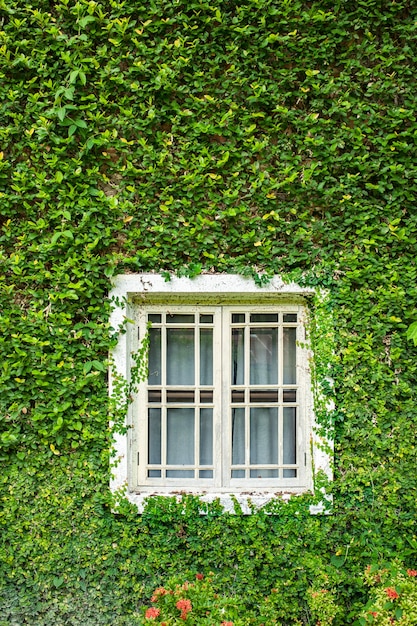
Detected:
[{"left": 109, "top": 274, "right": 332, "bottom": 514}]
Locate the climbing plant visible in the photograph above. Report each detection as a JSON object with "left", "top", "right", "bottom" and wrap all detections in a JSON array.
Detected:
[{"left": 1, "top": 0, "right": 417, "bottom": 623}]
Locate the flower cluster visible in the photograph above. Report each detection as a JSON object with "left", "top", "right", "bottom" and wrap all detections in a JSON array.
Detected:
[
  {"left": 142, "top": 573, "right": 249, "bottom": 624},
  {"left": 176, "top": 598, "right": 192, "bottom": 620},
  {"left": 360, "top": 564, "right": 417, "bottom": 625}
]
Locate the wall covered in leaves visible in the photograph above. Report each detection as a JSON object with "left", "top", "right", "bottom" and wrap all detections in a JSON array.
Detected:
[{"left": 1, "top": 0, "right": 417, "bottom": 623}]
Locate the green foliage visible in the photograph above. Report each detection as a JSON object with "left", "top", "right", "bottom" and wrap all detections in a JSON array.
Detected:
[{"left": 1, "top": 0, "right": 417, "bottom": 623}]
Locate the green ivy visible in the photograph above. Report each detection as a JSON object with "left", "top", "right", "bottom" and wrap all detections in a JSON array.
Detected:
[{"left": 1, "top": 0, "right": 417, "bottom": 623}]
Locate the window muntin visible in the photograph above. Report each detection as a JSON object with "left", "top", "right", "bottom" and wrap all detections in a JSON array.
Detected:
[{"left": 134, "top": 305, "right": 307, "bottom": 491}]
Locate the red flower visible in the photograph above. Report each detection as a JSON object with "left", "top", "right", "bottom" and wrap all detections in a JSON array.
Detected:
[
  {"left": 407, "top": 569, "right": 417, "bottom": 577},
  {"left": 385, "top": 587, "right": 399, "bottom": 600},
  {"left": 196, "top": 573, "right": 204, "bottom": 580},
  {"left": 370, "top": 612, "right": 378, "bottom": 618},
  {"left": 151, "top": 587, "right": 168, "bottom": 602},
  {"left": 221, "top": 622, "right": 234, "bottom": 626},
  {"left": 176, "top": 598, "right": 192, "bottom": 620},
  {"left": 145, "top": 607, "right": 161, "bottom": 619}
]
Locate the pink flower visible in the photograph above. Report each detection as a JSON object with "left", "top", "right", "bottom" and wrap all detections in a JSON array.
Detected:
[
  {"left": 385, "top": 587, "right": 399, "bottom": 600},
  {"left": 145, "top": 607, "right": 161, "bottom": 619},
  {"left": 407, "top": 569, "right": 417, "bottom": 577},
  {"left": 221, "top": 622, "right": 234, "bottom": 626},
  {"left": 176, "top": 598, "right": 192, "bottom": 620}
]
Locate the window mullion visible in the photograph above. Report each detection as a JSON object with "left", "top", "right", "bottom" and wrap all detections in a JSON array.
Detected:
[
  {"left": 278, "top": 322, "right": 284, "bottom": 475},
  {"left": 161, "top": 319, "right": 167, "bottom": 478},
  {"left": 195, "top": 321, "right": 199, "bottom": 478}
]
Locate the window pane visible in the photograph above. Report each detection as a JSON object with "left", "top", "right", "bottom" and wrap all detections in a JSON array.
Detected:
[
  {"left": 167, "top": 470, "right": 194, "bottom": 478},
  {"left": 148, "top": 408, "right": 161, "bottom": 465},
  {"left": 231, "top": 328, "right": 244, "bottom": 385},
  {"left": 148, "top": 328, "right": 161, "bottom": 385},
  {"left": 283, "top": 407, "right": 296, "bottom": 466},
  {"left": 166, "top": 390, "right": 195, "bottom": 403},
  {"left": 283, "top": 327, "right": 296, "bottom": 384},
  {"left": 148, "top": 390, "right": 162, "bottom": 403},
  {"left": 200, "top": 390, "right": 213, "bottom": 403},
  {"left": 231, "top": 390, "right": 245, "bottom": 403},
  {"left": 200, "top": 328, "right": 213, "bottom": 385},
  {"left": 232, "top": 313, "right": 245, "bottom": 323},
  {"left": 200, "top": 408, "right": 213, "bottom": 465},
  {"left": 231, "top": 470, "right": 245, "bottom": 478},
  {"left": 250, "top": 390, "right": 279, "bottom": 403},
  {"left": 250, "top": 314, "right": 278, "bottom": 323},
  {"left": 283, "top": 389, "right": 296, "bottom": 403},
  {"left": 148, "top": 314, "right": 161, "bottom": 323},
  {"left": 200, "top": 314, "right": 213, "bottom": 323},
  {"left": 199, "top": 470, "right": 213, "bottom": 478},
  {"left": 231, "top": 408, "right": 245, "bottom": 465},
  {"left": 167, "top": 328, "right": 195, "bottom": 385},
  {"left": 167, "top": 408, "right": 194, "bottom": 465},
  {"left": 250, "top": 407, "right": 278, "bottom": 465},
  {"left": 167, "top": 314, "right": 194, "bottom": 324},
  {"left": 283, "top": 313, "right": 297, "bottom": 322},
  {"left": 250, "top": 328, "right": 278, "bottom": 384},
  {"left": 250, "top": 469, "right": 279, "bottom": 478}
]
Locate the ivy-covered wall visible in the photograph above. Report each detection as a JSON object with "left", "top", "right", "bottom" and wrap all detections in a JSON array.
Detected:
[{"left": 1, "top": 0, "right": 417, "bottom": 623}]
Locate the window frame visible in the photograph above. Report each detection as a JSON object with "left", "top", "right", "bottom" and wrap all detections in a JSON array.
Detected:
[{"left": 109, "top": 274, "right": 332, "bottom": 513}]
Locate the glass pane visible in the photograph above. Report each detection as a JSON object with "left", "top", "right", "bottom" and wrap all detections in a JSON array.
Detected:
[
  {"left": 167, "top": 314, "right": 195, "bottom": 324},
  {"left": 167, "top": 470, "right": 194, "bottom": 478},
  {"left": 250, "top": 469, "right": 278, "bottom": 478},
  {"left": 166, "top": 390, "right": 195, "bottom": 403},
  {"left": 200, "top": 314, "right": 213, "bottom": 323},
  {"left": 148, "top": 314, "right": 161, "bottom": 323},
  {"left": 250, "top": 407, "right": 278, "bottom": 465},
  {"left": 250, "top": 314, "right": 278, "bottom": 323},
  {"left": 167, "top": 408, "right": 194, "bottom": 465},
  {"left": 231, "top": 408, "right": 245, "bottom": 465},
  {"left": 200, "top": 408, "right": 213, "bottom": 465},
  {"left": 250, "top": 328, "right": 278, "bottom": 384},
  {"left": 283, "top": 313, "right": 297, "bottom": 322},
  {"left": 283, "top": 327, "right": 296, "bottom": 384},
  {"left": 283, "top": 469, "right": 297, "bottom": 478},
  {"left": 167, "top": 328, "right": 195, "bottom": 385},
  {"left": 231, "top": 470, "right": 245, "bottom": 478},
  {"left": 250, "top": 390, "right": 279, "bottom": 403},
  {"left": 148, "top": 328, "right": 161, "bottom": 385},
  {"left": 231, "top": 390, "right": 245, "bottom": 403},
  {"left": 148, "top": 408, "right": 161, "bottom": 465},
  {"left": 199, "top": 470, "right": 213, "bottom": 478},
  {"left": 283, "top": 389, "right": 296, "bottom": 403},
  {"left": 148, "top": 470, "right": 161, "bottom": 477},
  {"left": 283, "top": 407, "right": 296, "bottom": 466},
  {"left": 232, "top": 313, "right": 245, "bottom": 323},
  {"left": 148, "top": 390, "right": 162, "bottom": 403},
  {"left": 231, "top": 328, "right": 244, "bottom": 385},
  {"left": 200, "top": 328, "right": 213, "bottom": 385},
  {"left": 200, "top": 390, "right": 213, "bottom": 403}
]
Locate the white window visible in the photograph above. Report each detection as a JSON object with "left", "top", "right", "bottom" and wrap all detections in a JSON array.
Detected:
[{"left": 110, "top": 275, "right": 330, "bottom": 512}]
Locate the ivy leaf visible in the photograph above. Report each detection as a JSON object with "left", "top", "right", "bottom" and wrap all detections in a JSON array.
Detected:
[
  {"left": 330, "top": 555, "right": 345, "bottom": 568},
  {"left": 78, "top": 15, "right": 95, "bottom": 28},
  {"left": 57, "top": 107, "right": 67, "bottom": 122},
  {"left": 406, "top": 322, "right": 417, "bottom": 345},
  {"left": 69, "top": 70, "right": 79, "bottom": 84}
]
